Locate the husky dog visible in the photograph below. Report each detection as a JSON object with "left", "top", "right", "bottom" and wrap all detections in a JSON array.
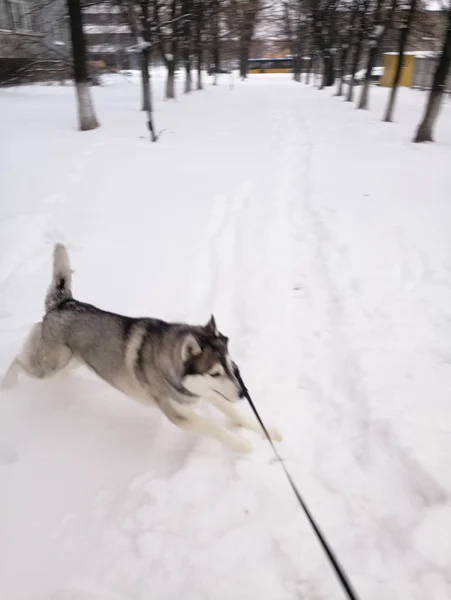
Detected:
[{"left": 2, "top": 244, "right": 281, "bottom": 453}]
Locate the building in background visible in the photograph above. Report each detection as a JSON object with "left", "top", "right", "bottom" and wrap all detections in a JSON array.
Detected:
[
  {"left": 0, "top": 0, "right": 69, "bottom": 83},
  {"left": 83, "top": 3, "right": 137, "bottom": 70}
]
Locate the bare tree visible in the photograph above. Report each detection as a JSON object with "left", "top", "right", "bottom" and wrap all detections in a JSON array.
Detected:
[
  {"left": 210, "top": 0, "right": 221, "bottom": 83},
  {"left": 414, "top": 4, "right": 451, "bottom": 142},
  {"left": 281, "top": 1, "right": 309, "bottom": 82},
  {"left": 67, "top": 0, "right": 99, "bottom": 130},
  {"left": 310, "top": 0, "right": 338, "bottom": 88},
  {"left": 137, "top": 1, "right": 158, "bottom": 140},
  {"left": 383, "top": 0, "right": 417, "bottom": 122},
  {"left": 357, "top": 0, "right": 397, "bottom": 109},
  {"left": 232, "top": 0, "right": 260, "bottom": 79},
  {"left": 193, "top": 0, "right": 205, "bottom": 89},
  {"left": 335, "top": 0, "right": 358, "bottom": 96},
  {"left": 154, "top": 0, "right": 182, "bottom": 99},
  {"left": 181, "top": 0, "right": 193, "bottom": 92},
  {"left": 345, "top": 0, "right": 371, "bottom": 101}
]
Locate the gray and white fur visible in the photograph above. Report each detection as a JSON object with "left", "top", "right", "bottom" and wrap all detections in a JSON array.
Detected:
[{"left": 2, "top": 244, "right": 281, "bottom": 453}]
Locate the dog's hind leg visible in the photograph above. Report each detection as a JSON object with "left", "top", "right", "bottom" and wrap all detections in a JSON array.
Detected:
[
  {"left": 160, "top": 400, "right": 253, "bottom": 454},
  {"left": 2, "top": 322, "right": 73, "bottom": 388},
  {"left": 1, "top": 358, "right": 21, "bottom": 389},
  {"left": 206, "top": 394, "right": 282, "bottom": 442}
]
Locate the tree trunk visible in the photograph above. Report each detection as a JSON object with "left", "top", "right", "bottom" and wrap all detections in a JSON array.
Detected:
[
  {"left": 384, "top": 0, "right": 417, "bottom": 122},
  {"left": 211, "top": 0, "right": 220, "bottom": 84},
  {"left": 293, "top": 33, "right": 302, "bottom": 82},
  {"left": 182, "top": 0, "right": 192, "bottom": 93},
  {"left": 358, "top": 0, "right": 397, "bottom": 110},
  {"left": 414, "top": 8, "right": 451, "bottom": 142},
  {"left": 383, "top": 28, "right": 409, "bottom": 121},
  {"left": 358, "top": 45, "right": 377, "bottom": 109},
  {"left": 140, "top": 48, "right": 156, "bottom": 141},
  {"left": 67, "top": 0, "right": 99, "bottom": 131},
  {"left": 293, "top": 54, "right": 301, "bottom": 81},
  {"left": 335, "top": 44, "right": 348, "bottom": 96},
  {"left": 239, "top": 43, "right": 249, "bottom": 79},
  {"left": 166, "top": 58, "right": 176, "bottom": 98},
  {"left": 195, "top": 1, "right": 203, "bottom": 90},
  {"left": 140, "top": 50, "right": 151, "bottom": 111},
  {"left": 139, "top": 2, "right": 156, "bottom": 140},
  {"left": 185, "top": 61, "right": 192, "bottom": 93},
  {"left": 346, "top": 38, "right": 362, "bottom": 102},
  {"left": 197, "top": 43, "right": 203, "bottom": 90},
  {"left": 337, "top": 0, "right": 357, "bottom": 96},
  {"left": 305, "top": 58, "right": 311, "bottom": 84},
  {"left": 213, "top": 40, "right": 220, "bottom": 84},
  {"left": 320, "top": 53, "right": 335, "bottom": 88}
]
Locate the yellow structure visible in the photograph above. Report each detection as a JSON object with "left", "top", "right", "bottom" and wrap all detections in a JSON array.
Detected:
[
  {"left": 248, "top": 68, "right": 291, "bottom": 74},
  {"left": 380, "top": 53, "right": 416, "bottom": 87},
  {"left": 248, "top": 57, "right": 293, "bottom": 74}
]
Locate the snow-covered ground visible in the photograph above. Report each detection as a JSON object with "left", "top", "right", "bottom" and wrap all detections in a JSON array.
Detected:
[{"left": 1, "top": 73, "right": 451, "bottom": 600}]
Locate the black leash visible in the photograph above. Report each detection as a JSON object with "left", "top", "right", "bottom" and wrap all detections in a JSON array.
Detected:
[{"left": 233, "top": 363, "right": 360, "bottom": 600}]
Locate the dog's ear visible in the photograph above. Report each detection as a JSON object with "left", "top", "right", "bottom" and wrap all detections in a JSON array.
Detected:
[
  {"left": 205, "top": 314, "right": 218, "bottom": 336},
  {"left": 181, "top": 334, "right": 202, "bottom": 363}
]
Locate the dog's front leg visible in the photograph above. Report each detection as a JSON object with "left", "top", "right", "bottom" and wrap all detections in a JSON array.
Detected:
[
  {"left": 207, "top": 394, "right": 282, "bottom": 442},
  {"left": 161, "top": 399, "right": 253, "bottom": 454}
]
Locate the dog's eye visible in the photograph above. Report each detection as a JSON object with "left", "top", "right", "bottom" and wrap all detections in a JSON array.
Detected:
[{"left": 210, "top": 372, "right": 221, "bottom": 378}]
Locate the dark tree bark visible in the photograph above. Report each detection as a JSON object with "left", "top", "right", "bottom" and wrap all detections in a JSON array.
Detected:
[
  {"left": 305, "top": 57, "right": 312, "bottom": 83},
  {"left": 282, "top": 1, "right": 302, "bottom": 82},
  {"left": 167, "top": 0, "right": 179, "bottom": 98},
  {"left": 194, "top": 0, "right": 204, "bottom": 89},
  {"left": 67, "top": 0, "right": 99, "bottom": 130},
  {"left": 166, "top": 57, "right": 176, "bottom": 98},
  {"left": 335, "top": 42, "right": 349, "bottom": 96},
  {"left": 311, "top": 0, "right": 337, "bottom": 89},
  {"left": 140, "top": 2, "right": 157, "bottom": 140},
  {"left": 238, "top": 0, "right": 259, "bottom": 80},
  {"left": 239, "top": 41, "right": 249, "bottom": 79},
  {"left": 321, "top": 51, "right": 335, "bottom": 87},
  {"left": 211, "top": 0, "right": 220, "bottom": 84},
  {"left": 335, "top": 0, "right": 358, "bottom": 96},
  {"left": 358, "top": 0, "right": 397, "bottom": 110},
  {"left": 140, "top": 49, "right": 151, "bottom": 111},
  {"left": 383, "top": 0, "right": 417, "bottom": 122},
  {"left": 414, "top": 7, "right": 451, "bottom": 142},
  {"left": 154, "top": 0, "right": 179, "bottom": 99},
  {"left": 345, "top": 0, "right": 370, "bottom": 102},
  {"left": 182, "top": 0, "right": 192, "bottom": 92},
  {"left": 345, "top": 36, "right": 362, "bottom": 101},
  {"left": 121, "top": 0, "right": 157, "bottom": 140}
]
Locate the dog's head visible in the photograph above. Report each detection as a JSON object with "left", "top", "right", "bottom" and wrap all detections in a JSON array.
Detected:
[{"left": 181, "top": 315, "right": 245, "bottom": 402}]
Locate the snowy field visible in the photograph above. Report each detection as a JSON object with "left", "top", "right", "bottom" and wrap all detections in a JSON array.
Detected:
[{"left": 1, "top": 73, "right": 451, "bottom": 600}]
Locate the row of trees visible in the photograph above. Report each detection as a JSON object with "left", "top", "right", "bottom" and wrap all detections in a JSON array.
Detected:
[
  {"left": 66, "top": 0, "right": 450, "bottom": 143},
  {"left": 277, "top": 0, "right": 451, "bottom": 142},
  {"left": 68, "top": 0, "right": 264, "bottom": 138}
]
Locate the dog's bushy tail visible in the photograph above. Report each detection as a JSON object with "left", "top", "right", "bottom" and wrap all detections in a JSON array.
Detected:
[{"left": 45, "top": 244, "right": 73, "bottom": 313}]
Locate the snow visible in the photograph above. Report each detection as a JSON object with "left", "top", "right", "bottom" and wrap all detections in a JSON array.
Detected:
[{"left": 1, "top": 74, "right": 451, "bottom": 600}]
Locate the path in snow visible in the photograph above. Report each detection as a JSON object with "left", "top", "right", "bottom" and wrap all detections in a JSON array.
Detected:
[{"left": 1, "top": 76, "right": 451, "bottom": 600}]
